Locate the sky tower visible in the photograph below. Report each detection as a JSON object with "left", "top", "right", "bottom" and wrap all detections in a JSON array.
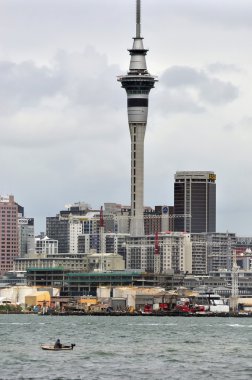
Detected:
[{"left": 118, "top": 0, "right": 157, "bottom": 236}]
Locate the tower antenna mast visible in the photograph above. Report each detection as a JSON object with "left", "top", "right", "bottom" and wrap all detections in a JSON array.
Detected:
[{"left": 136, "top": 0, "right": 141, "bottom": 38}]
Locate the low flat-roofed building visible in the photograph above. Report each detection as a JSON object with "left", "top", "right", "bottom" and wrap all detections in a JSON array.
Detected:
[
  {"left": 14, "top": 253, "right": 88, "bottom": 272},
  {"left": 86, "top": 252, "right": 125, "bottom": 272},
  {"left": 14, "top": 251, "right": 125, "bottom": 273}
]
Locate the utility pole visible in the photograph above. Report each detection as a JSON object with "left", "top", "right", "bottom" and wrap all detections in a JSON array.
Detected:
[
  {"left": 231, "top": 250, "right": 239, "bottom": 313},
  {"left": 232, "top": 250, "right": 239, "bottom": 297}
]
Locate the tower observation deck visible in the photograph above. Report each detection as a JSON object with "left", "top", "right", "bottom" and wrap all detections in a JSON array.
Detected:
[{"left": 118, "top": 0, "right": 157, "bottom": 237}]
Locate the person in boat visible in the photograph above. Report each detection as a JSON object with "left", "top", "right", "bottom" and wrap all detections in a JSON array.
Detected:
[{"left": 54, "top": 338, "right": 62, "bottom": 349}]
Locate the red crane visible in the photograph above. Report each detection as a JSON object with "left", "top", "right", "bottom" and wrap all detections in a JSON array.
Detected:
[
  {"left": 155, "top": 231, "right": 159, "bottom": 255},
  {"left": 100, "top": 206, "right": 104, "bottom": 228}
]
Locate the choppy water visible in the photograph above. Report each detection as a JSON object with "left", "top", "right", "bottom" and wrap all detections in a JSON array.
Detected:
[{"left": 1, "top": 314, "right": 252, "bottom": 380}]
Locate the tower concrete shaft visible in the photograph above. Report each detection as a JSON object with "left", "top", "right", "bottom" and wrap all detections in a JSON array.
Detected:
[{"left": 118, "top": 0, "right": 157, "bottom": 236}]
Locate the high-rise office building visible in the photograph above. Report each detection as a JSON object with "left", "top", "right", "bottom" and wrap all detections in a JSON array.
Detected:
[
  {"left": 174, "top": 171, "right": 216, "bottom": 233},
  {"left": 18, "top": 217, "right": 35, "bottom": 257},
  {"left": 0, "top": 195, "right": 19, "bottom": 274},
  {"left": 118, "top": 0, "right": 157, "bottom": 236}
]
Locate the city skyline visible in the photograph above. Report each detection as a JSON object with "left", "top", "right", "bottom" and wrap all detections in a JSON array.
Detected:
[{"left": 1, "top": 0, "right": 252, "bottom": 235}]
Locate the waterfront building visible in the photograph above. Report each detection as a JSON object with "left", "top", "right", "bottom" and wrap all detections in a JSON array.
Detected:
[
  {"left": 26, "top": 268, "right": 143, "bottom": 296},
  {"left": 174, "top": 171, "right": 216, "bottom": 233},
  {"left": 86, "top": 252, "right": 125, "bottom": 272},
  {"left": 184, "top": 270, "right": 252, "bottom": 297},
  {"left": 0, "top": 195, "right": 19, "bottom": 275},
  {"left": 126, "top": 232, "right": 192, "bottom": 274},
  {"left": 14, "top": 251, "right": 124, "bottom": 273},
  {"left": 26, "top": 268, "right": 186, "bottom": 296},
  {"left": 118, "top": 0, "right": 157, "bottom": 236},
  {"left": 0, "top": 271, "right": 26, "bottom": 287},
  {"left": 14, "top": 253, "right": 88, "bottom": 272}
]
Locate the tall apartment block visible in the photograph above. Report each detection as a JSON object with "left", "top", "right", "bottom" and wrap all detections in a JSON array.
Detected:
[
  {"left": 191, "top": 232, "right": 236, "bottom": 274},
  {"left": 0, "top": 195, "right": 19, "bottom": 274},
  {"left": 126, "top": 233, "right": 192, "bottom": 274},
  {"left": 174, "top": 171, "right": 216, "bottom": 233},
  {"left": 118, "top": 0, "right": 157, "bottom": 236}
]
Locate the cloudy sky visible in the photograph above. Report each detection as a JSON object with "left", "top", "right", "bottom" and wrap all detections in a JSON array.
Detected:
[{"left": 1, "top": 0, "right": 252, "bottom": 235}]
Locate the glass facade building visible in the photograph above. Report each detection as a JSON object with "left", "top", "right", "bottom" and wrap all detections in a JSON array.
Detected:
[{"left": 174, "top": 171, "right": 216, "bottom": 233}]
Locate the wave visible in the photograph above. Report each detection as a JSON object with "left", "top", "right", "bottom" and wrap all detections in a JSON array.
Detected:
[{"left": 0, "top": 322, "right": 31, "bottom": 325}]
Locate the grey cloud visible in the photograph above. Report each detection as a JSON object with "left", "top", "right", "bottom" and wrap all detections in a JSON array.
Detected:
[
  {"left": 0, "top": 47, "right": 126, "bottom": 149},
  {"left": 199, "top": 78, "right": 238, "bottom": 105},
  {"left": 54, "top": 47, "right": 122, "bottom": 108},
  {"left": 223, "top": 123, "right": 235, "bottom": 132},
  {"left": 0, "top": 60, "right": 61, "bottom": 112},
  {"left": 152, "top": 88, "right": 205, "bottom": 115},
  {"left": 161, "top": 66, "right": 205, "bottom": 87},
  {"left": 160, "top": 66, "right": 239, "bottom": 106},
  {"left": 223, "top": 117, "right": 252, "bottom": 133},
  {"left": 240, "top": 117, "right": 252, "bottom": 130},
  {"left": 156, "top": 0, "right": 252, "bottom": 30},
  {"left": 0, "top": 47, "right": 122, "bottom": 114},
  {"left": 207, "top": 62, "right": 242, "bottom": 74}
]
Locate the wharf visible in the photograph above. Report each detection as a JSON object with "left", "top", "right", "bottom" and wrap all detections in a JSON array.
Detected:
[{"left": 36, "top": 310, "right": 251, "bottom": 317}]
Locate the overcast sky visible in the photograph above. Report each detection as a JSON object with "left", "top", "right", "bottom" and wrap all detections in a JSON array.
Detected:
[{"left": 1, "top": 0, "right": 252, "bottom": 235}]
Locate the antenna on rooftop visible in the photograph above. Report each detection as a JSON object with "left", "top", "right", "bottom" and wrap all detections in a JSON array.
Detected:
[{"left": 136, "top": 0, "right": 141, "bottom": 38}]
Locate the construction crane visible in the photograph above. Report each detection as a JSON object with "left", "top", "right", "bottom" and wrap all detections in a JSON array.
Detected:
[
  {"left": 231, "top": 250, "right": 239, "bottom": 297},
  {"left": 154, "top": 232, "right": 160, "bottom": 274},
  {"left": 99, "top": 206, "right": 105, "bottom": 271}
]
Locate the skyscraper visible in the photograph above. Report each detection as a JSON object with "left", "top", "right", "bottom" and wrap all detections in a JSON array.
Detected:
[
  {"left": 18, "top": 217, "right": 35, "bottom": 257},
  {"left": 118, "top": 0, "right": 157, "bottom": 236},
  {"left": 174, "top": 171, "right": 216, "bottom": 233},
  {"left": 0, "top": 195, "right": 19, "bottom": 274}
]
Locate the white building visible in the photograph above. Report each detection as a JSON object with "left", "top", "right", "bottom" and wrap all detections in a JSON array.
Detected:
[
  {"left": 69, "top": 217, "right": 83, "bottom": 254},
  {"left": 86, "top": 252, "right": 125, "bottom": 272},
  {"left": 35, "top": 236, "right": 58, "bottom": 255},
  {"left": 126, "top": 232, "right": 192, "bottom": 274}
]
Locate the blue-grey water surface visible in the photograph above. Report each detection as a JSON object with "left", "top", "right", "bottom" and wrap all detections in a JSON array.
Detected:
[{"left": 1, "top": 314, "right": 252, "bottom": 380}]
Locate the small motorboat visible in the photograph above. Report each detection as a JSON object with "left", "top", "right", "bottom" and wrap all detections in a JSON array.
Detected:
[{"left": 41, "top": 343, "right": 76, "bottom": 351}]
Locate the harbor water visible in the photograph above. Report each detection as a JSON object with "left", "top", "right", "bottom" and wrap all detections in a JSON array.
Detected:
[{"left": 1, "top": 314, "right": 252, "bottom": 380}]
